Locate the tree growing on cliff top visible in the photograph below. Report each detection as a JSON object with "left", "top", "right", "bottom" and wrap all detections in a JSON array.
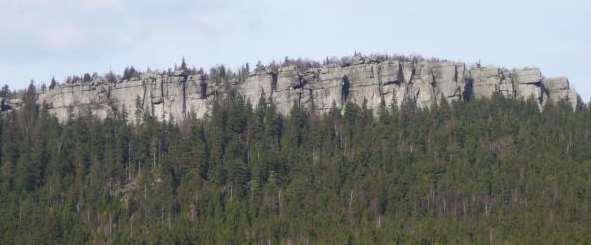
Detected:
[
  {"left": 0, "top": 85, "right": 10, "bottom": 97},
  {"left": 123, "top": 66, "right": 139, "bottom": 80},
  {"left": 49, "top": 77, "right": 57, "bottom": 90},
  {"left": 180, "top": 57, "right": 188, "bottom": 71},
  {"left": 105, "top": 70, "right": 118, "bottom": 83}
]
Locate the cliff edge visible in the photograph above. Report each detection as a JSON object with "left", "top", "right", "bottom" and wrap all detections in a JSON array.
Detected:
[{"left": 3, "top": 54, "right": 579, "bottom": 122}]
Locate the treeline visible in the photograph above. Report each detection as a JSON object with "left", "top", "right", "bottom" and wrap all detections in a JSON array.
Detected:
[
  {"left": 37, "top": 53, "right": 438, "bottom": 91},
  {"left": 1, "top": 84, "right": 591, "bottom": 244}
]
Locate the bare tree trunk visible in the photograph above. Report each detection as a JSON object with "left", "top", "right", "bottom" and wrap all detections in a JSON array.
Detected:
[
  {"left": 109, "top": 213, "right": 113, "bottom": 236},
  {"left": 443, "top": 197, "right": 447, "bottom": 216},
  {"left": 130, "top": 220, "right": 133, "bottom": 239},
  {"left": 152, "top": 150, "right": 156, "bottom": 169},
  {"left": 377, "top": 215, "right": 382, "bottom": 228},
  {"left": 278, "top": 190, "right": 282, "bottom": 216},
  {"left": 229, "top": 186, "right": 233, "bottom": 201},
  {"left": 349, "top": 190, "right": 354, "bottom": 210},
  {"left": 348, "top": 190, "right": 355, "bottom": 224},
  {"left": 463, "top": 200, "right": 467, "bottom": 216}
]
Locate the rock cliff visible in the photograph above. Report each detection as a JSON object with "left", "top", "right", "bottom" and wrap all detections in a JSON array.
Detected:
[{"left": 9, "top": 55, "right": 579, "bottom": 122}]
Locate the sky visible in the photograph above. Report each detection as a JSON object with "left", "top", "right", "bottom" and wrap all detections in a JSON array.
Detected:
[{"left": 1, "top": 0, "right": 589, "bottom": 99}]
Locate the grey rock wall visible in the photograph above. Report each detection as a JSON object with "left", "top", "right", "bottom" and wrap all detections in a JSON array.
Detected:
[{"left": 27, "top": 56, "right": 578, "bottom": 123}]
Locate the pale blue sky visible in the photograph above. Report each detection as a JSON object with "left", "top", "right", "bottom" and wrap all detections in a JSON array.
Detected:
[{"left": 1, "top": 0, "right": 589, "bottom": 99}]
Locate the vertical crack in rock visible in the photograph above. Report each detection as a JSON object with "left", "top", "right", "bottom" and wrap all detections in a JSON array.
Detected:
[
  {"left": 454, "top": 65, "right": 459, "bottom": 84},
  {"left": 431, "top": 68, "right": 440, "bottom": 103},
  {"left": 494, "top": 69, "right": 502, "bottom": 95},
  {"left": 180, "top": 74, "right": 188, "bottom": 116},
  {"left": 309, "top": 70, "right": 320, "bottom": 111},
  {"left": 149, "top": 77, "right": 156, "bottom": 116},
  {"left": 510, "top": 74, "right": 518, "bottom": 98},
  {"left": 199, "top": 74, "right": 208, "bottom": 99},
  {"left": 141, "top": 79, "right": 147, "bottom": 110},
  {"left": 29, "top": 55, "right": 578, "bottom": 123},
  {"left": 160, "top": 76, "right": 165, "bottom": 101},
  {"left": 107, "top": 86, "right": 112, "bottom": 100},
  {"left": 270, "top": 71, "right": 278, "bottom": 92},
  {"left": 397, "top": 63, "right": 405, "bottom": 84},
  {"left": 540, "top": 81, "right": 550, "bottom": 98},
  {"left": 295, "top": 73, "right": 307, "bottom": 107},
  {"left": 534, "top": 79, "right": 550, "bottom": 104},
  {"left": 341, "top": 75, "right": 350, "bottom": 105},
  {"left": 463, "top": 77, "right": 474, "bottom": 101},
  {"left": 453, "top": 64, "right": 462, "bottom": 99},
  {"left": 377, "top": 65, "right": 385, "bottom": 103},
  {"left": 308, "top": 88, "right": 315, "bottom": 111},
  {"left": 401, "top": 62, "right": 419, "bottom": 106},
  {"left": 409, "top": 66, "right": 416, "bottom": 84},
  {"left": 294, "top": 74, "right": 306, "bottom": 89},
  {"left": 496, "top": 69, "right": 503, "bottom": 95},
  {"left": 160, "top": 76, "right": 165, "bottom": 120}
]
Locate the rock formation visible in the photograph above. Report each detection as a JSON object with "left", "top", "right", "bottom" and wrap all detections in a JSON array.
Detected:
[{"left": 6, "top": 54, "right": 580, "bottom": 122}]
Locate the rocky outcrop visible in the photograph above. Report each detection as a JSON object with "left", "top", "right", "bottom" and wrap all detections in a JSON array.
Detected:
[{"left": 11, "top": 55, "right": 579, "bottom": 122}]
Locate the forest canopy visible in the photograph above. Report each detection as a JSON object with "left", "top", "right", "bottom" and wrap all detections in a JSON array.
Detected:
[{"left": 1, "top": 84, "right": 591, "bottom": 244}]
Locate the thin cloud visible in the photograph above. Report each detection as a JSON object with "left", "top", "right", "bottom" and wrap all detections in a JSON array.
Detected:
[
  {"left": 0, "top": 0, "right": 588, "bottom": 100},
  {"left": 79, "top": 0, "right": 118, "bottom": 9},
  {"left": 39, "top": 25, "right": 85, "bottom": 50}
]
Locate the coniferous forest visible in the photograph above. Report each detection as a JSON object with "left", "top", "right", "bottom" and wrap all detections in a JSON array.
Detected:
[{"left": 2, "top": 84, "right": 591, "bottom": 244}]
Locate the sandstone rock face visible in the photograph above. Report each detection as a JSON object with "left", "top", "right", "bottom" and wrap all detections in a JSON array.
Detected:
[
  {"left": 25, "top": 56, "right": 578, "bottom": 123},
  {"left": 544, "top": 77, "right": 578, "bottom": 106}
]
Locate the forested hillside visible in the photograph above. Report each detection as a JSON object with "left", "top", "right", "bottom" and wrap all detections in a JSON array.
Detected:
[{"left": 1, "top": 84, "right": 591, "bottom": 244}]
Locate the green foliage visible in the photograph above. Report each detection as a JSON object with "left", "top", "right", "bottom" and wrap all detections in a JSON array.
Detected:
[{"left": 1, "top": 85, "right": 591, "bottom": 244}]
